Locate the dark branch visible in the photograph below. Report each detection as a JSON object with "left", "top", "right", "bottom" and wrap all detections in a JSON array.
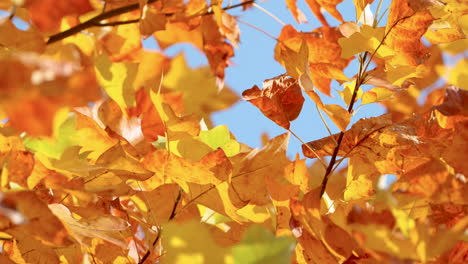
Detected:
[{"left": 318, "top": 16, "right": 411, "bottom": 198}]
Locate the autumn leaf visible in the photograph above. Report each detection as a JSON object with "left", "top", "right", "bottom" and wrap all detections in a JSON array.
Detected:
[
  {"left": 304, "top": 0, "right": 344, "bottom": 26},
  {"left": 276, "top": 25, "right": 350, "bottom": 95},
  {"left": 230, "top": 133, "right": 291, "bottom": 206},
  {"left": 0, "top": 20, "right": 45, "bottom": 53},
  {"left": 163, "top": 54, "right": 239, "bottom": 126},
  {"left": 285, "top": 0, "right": 307, "bottom": 23},
  {"left": 25, "top": 0, "right": 94, "bottom": 32},
  {"left": 385, "top": 0, "right": 434, "bottom": 66},
  {"left": 242, "top": 75, "right": 304, "bottom": 129},
  {"left": 48, "top": 203, "right": 129, "bottom": 247}
]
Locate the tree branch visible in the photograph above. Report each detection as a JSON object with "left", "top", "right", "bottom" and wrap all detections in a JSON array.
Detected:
[
  {"left": 46, "top": 0, "right": 255, "bottom": 44},
  {"left": 318, "top": 16, "right": 411, "bottom": 198}
]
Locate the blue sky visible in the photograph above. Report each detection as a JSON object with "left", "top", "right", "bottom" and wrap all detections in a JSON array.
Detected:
[{"left": 144, "top": 0, "right": 389, "bottom": 158}]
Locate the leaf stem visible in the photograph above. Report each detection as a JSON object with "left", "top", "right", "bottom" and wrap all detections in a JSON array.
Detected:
[
  {"left": 288, "top": 129, "right": 327, "bottom": 167},
  {"left": 46, "top": 0, "right": 255, "bottom": 44}
]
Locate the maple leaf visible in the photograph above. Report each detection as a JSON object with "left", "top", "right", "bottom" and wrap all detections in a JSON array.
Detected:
[
  {"left": 385, "top": 0, "right": 434, "bottom": 66},
  {"left": 304, "top": 0, "right": 344, "bottom": 26},
  {"left": 0, "top": 20, "right": 45, "bottom": 53},
  {"left": 276, "top": 25, "right": 350, "bottom": 95},
  {"left": 1, "top": 191, "right": 72, "bottom": 246},
  {"left": 48, "top": 203, "right": 129, "bottom": 247},
  {"left": 242, "top": 75, "right": 304, "bottom": 129},
  {"left": 163, "top": 54, "right": 239, "bottom": 126},
  {"left": 24, "top": 0, "right": 94, "bottom": 32}
]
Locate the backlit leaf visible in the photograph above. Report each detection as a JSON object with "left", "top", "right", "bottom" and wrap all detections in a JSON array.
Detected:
[{"left": 242, "top": 75, "right": 304, "bottom": 129}]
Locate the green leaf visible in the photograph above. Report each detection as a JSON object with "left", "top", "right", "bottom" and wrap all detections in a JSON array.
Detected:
[{"left": 199, "top": 125, "right": 240, "bottom": 157}]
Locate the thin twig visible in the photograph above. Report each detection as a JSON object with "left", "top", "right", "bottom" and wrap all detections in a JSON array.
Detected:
[
  {"left": 315, "top": 104, "right": 337, "bottom": 145},
  {"left": 46, "top": 0, "right": 255, "bottom": 44},
  {"left": 288, "top": 129, "right": 327, "bottom": 167},
  {"left": 237, "top": 19, "right": 277, "bottom": 41}
]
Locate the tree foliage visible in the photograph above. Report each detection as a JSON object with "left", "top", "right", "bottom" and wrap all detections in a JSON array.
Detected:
[{"left": 0, "top": 0, "right": 467, "bottom": 263}]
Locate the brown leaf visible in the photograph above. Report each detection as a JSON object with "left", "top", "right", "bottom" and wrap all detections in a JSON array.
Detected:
[
  {"left": 242, "top": 75, "right": 304, "bottom": 129},
  {"left": 435, "top": 86, "right": 468, "bottom": 116}
]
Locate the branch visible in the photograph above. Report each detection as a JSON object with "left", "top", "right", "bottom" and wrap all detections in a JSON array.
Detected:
[
  {"left": 318, "top": 16, "right": 410, "bottom": 198},
  {"left": 46, "top": 0, "right": 255, "bottom": 44}
]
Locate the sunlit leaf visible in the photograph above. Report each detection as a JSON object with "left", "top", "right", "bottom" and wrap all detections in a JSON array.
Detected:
[
  {"left": 199, "top": 125, "right": 241, "bottom": 157},
  {"left": 304, "top": 0, "right": 344, "bottom": 26},
  {"left": 49, "top": 203, "right": 129, "bottom": 247},
  {"left": 25, "top": 0, "right": 94, "bottom": 32},
  {"left": 242, "top": 75, "right": 304, "bottom": 129},
  {"left": 94, "top": 55, "right": 138, "bottom": 112}
]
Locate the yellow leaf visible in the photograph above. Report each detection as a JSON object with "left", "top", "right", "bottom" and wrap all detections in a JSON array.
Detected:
[
  {"left": 338, "top": 80, "right": 362, "bottom": 106},
  {"left": 163, "top": 54, "right": 238, "bottom": 124},
  {"left": 362, "top": 87, "right": 395, "bottom": 104},
  {"left": 323, "top": 104, "right": 350, "bottom": 132},
  {"left": 161, "top": 220, "right": 230, "bottom": 263},
  {"left": 276, "top": 39, "right": 309, "bottom": 78},
  {"left": 231, "top": 133, "right": 291, "bottom": 206},
  {"left": 94, "top": 55, "right": 138, "bottom": 112},
  {"left": 236, "top": 204, "right": 271, "bottom": 223},
  {"left": 339, "top": 25, "right": 394, "bottom": 59},
  {"left": 199, "top": 125, "right": 241, "bottom": 157},
  {"left": 350, "top": 224, "right": 418, "bottom": 259},
  {"left": 95, "top": 143, "right": 153, "bottom": 181}
]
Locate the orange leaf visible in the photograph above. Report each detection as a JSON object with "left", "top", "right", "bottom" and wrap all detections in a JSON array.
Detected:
[
  {"left": 0, "top": 20, "right": 45, "bottom": 53},
  {"left": 385, "top": 0, "right": 434, "bottom": 66},
  {"left": 139, "top": 4, "right": 167, "bottom": 37},
  {"left": 2, "top": 191, "right": 71, "bottom": 246},
  {"left": 286, "top": 0, "right": 307, "bottom": 23},
  {"left": 304, "top": 0, "right": 344, "bottom": 26},
  {"left": 230, "top": 133, "right": 291, "bottom": 206},
  {"left": 242, "top": 75, "right": 304, "bottom": 129},
  {"left": 25, "top": 0, "right": 94, "bottom": 32}
]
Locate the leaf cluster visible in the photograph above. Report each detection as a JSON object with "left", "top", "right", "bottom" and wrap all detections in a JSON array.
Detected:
[{"left": 0, "top": 0, "right": 467, "bottom": 263}]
